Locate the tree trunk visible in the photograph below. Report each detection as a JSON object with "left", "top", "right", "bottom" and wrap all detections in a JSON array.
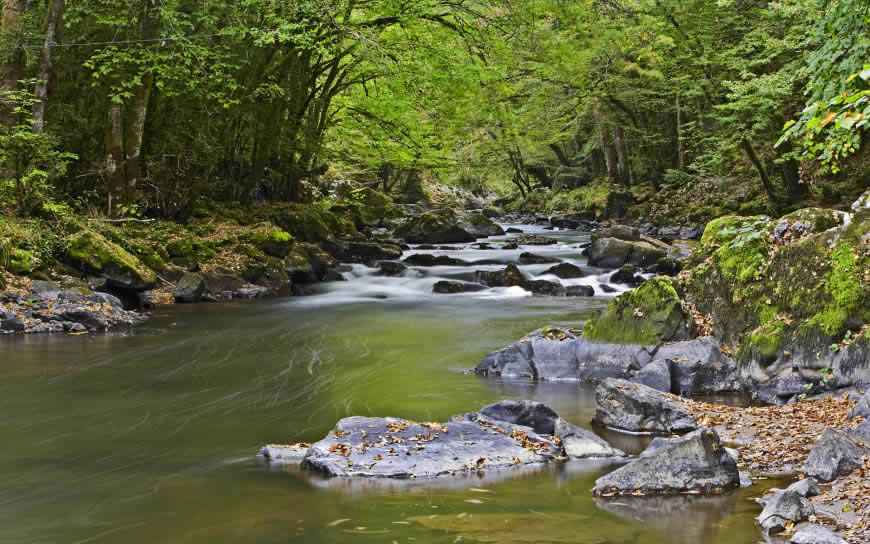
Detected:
[
  {"left": 549, "top": 143, "right": 570, "bottom": 166},
  {"left": 740, "top": 139, "right": 777, "bottom": 203},
  {"left": 0, "top": 0, "right": 26, "bottom": 128},
  {"left": 32, "top": 0, "right": 64, "bottom": 134},
  {"left": 598, "top": 109, "right": 621, "bottom": 185},
  {"left": 612, "top": 124, "right": 630, "bottom": 186},
  {"left": 105, "top": 102, "right": 125, "bottom": 213},
  {"left": 676, "top": 92, "right": 684, "bottom": 171},
  {"left": 777, "top": 141, "right": 807, "bottom": 203},
  {"left": 123, "top": 0, "right": 158, "bottom": 195}
]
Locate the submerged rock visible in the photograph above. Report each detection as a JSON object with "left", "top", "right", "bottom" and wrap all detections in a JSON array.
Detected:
[
  {"left": 266, "top": 400, "right": 624, "bottom": 478},
  {"left": 565, "top": 285, "right": 594, "bottom": 297},
  {"left": 801, "top": 427, "right": 867, "bottom": 482},
  {"left": 790, "top": 525, "right": 847, "bottom": 544},
  {"left": 593, "top": 378, "right": 697, "bottom": 434},
  {"left": 593, "top": 428, "right": 738, "bottom": 495},
  {"left": 516, "top": 234, "right": 558, "bottom": 246}
]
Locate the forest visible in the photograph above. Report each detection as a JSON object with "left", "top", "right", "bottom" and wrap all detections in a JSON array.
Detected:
[{"left": 0, "top": 0, "right": 867, "bottom": 221}]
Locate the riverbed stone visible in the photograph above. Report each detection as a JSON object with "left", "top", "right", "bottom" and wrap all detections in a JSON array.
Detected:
[
  {"left": 516, "top": 235, "right": 558, "bottom": 246},
  {"left": 660, "top": 337, "right": 743, "bottom": 396},
  {"left": 475, "top": 263, "right": 525, "bottom": 287},
  {"left": 544, "top": 263, "right": 586, "bottom": 279},
  {"left": 758, "top": 489, "right": 815, "bottom": 533},
  {"left": 521, "top": 279, "right": 564, "bottom": 296},
  {"left": 518, "top": 252, "right": 560, "bottom": 264},
  {"left": 801, "top": 427, "right": 867, "bottom": 482},
  {"left": 404, "top": 254, "right": 468, "bottom": 267},
  {"left": 790, "top": 525, "right": 847, "bottom": 544},
  {"left": 565, "top": 285, "right": 594, "bottom": 297},
  {"left": 593, "top": 428, "right": 738, "bottom": 495},
  {"left": 593, "top": 378, "right": 697, "bottom": 434},
  {"left": 433, "top": 280, "right": 487, "bottom": 294},
  {"left": 378, "top": 261, "right": 407, "bottom": 276}
]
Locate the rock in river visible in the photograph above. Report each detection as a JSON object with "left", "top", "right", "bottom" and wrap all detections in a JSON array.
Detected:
[
  {"left": 593, "top": 378, "right": 697, "bottom": 434},
  {"left": 593, "top": 428, "right": 738, "bottom": 496},
  {"left": 395, "top": 209, "right": 504, "bottom": 244},
  {"left": 757, "top": 489, "right": 815, "bottom": 533},
  {"left": 260, "top": 401, "right": 625, "bottom": 478},
  {"left": 790, "top": 525, "right": 847, "bottom": 544}
]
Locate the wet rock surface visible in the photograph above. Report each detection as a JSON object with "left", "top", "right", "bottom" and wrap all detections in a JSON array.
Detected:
[
  {"left": 757, "top": 489, "right": 815, "bottom": 533},
  {"left": 261, "top": 401, "right": 625, "bottom": 478},
  {"left": 593, "top": 428, "right": 738, "bottom": 495},
  {"left": 790, "top": 525, "right": 848, "bottom": 544}
]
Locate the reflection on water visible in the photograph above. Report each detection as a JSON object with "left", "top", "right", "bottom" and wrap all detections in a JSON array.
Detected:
[{"left": 0, "top": 226, "right": 764, "bottom": 543}]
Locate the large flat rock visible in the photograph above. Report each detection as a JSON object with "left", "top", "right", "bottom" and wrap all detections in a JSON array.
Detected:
[{"left": 260, "top": 401, "right": 625, "bottom": 479}]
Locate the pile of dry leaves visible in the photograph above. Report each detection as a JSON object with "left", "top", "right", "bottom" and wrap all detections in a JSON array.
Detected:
[{"left": 681, "top": 394, "right": 869, "bottom": 543}]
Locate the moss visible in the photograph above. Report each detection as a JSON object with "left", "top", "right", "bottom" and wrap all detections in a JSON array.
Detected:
[
  {"left": 7, "top": 249, "right": 38, "bottom": 274},
  {"left": 583, "top": 276, "right": 694, "bottom": 345},
  {"left": 737, "top": 320, "right": 787, "bottom": 367},
  {"left": 66, "top": 230, "right": 157, "bottom": 288}
]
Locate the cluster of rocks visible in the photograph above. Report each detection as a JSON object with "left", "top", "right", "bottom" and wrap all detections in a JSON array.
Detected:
[
  {"left": 259, "top": 400, "right": 627, "bottom": 478},
  {"left": 0, "top": 280, "right": 145, "bottom": 334}
]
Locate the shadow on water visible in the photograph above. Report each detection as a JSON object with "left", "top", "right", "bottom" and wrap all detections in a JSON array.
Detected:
[{"left": 0, "top": 226, "right": 766, "bottom": 543}]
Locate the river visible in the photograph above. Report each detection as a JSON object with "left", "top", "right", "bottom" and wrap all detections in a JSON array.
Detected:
[{"left": 0, "top": 225, "right": 773, "bottom": 543}]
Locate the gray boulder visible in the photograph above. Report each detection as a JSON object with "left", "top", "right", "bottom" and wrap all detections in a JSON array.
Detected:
[
  {"left": 757, "top": 489, "right": 815, "bottom": 533},
  {"left": 474, "top": 336, "right": 653, "bottom": 382},
  {"left": 519, "top": 252, "right": 560, "bottom": 264},
  {"left": 591, "top": 225, "right": 640, "bottom": 243},
  {"left": 593, "top": 378, "right": 697, "bottom": 434},
  {"left": 658, "top": 336, "right": 744, "bottom": 396},
  {"left": 790, "top": 525, "right": 847, "bottom": 544},
  {"left": 593, "top": 428, "right": 738, "bottom": 495},
  {"left": 801, "top": 428, "right": 867, "bottom": 481},
  {"left": 849, "top": 419, "right": 870, "bottom": 443},
  {"left": 632, "top": 358, "right": 671, "bottom": 393}
]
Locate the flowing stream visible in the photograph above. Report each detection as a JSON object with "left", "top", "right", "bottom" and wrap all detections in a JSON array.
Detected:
[{"left": 0, "top": 224, "right": 773, "bottom": 543}]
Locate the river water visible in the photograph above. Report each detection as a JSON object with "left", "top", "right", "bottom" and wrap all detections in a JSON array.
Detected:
[{"left": 0, "top": 225, "right": 771, "bottom": 543}]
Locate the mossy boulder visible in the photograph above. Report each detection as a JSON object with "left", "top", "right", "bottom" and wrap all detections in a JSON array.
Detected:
[
  {"left": 244, "top": 257, "right": 291, "bottom": 296},
  {"left": 684, "top": 205, "right": 869, "bottom": 392},
  {"left": 173, "top": 272, "right": 205, "bottom": 303},
  {"left": 7, "top": 249, "right": 39, "bottom": 275},
  {"left": 583, "top": 276, "right": 696, "bottom": 345},
  {"left": 65, "top": 230, "right": 157, "bottom": 290},
  {"left": 250, "top": 229, "right": 294, "bottom": 258},
  {"left": 586, "top": 238, "right": 667, "bottom": 269},
  {"left": 271, "top": 204, "right": 356, "bottom": 243},
  {"left": 351, "top": 188, "right": 400, "bottom": 225},
  {"left": 395, "top": 209, "right": 503, "bottom": 244}
]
